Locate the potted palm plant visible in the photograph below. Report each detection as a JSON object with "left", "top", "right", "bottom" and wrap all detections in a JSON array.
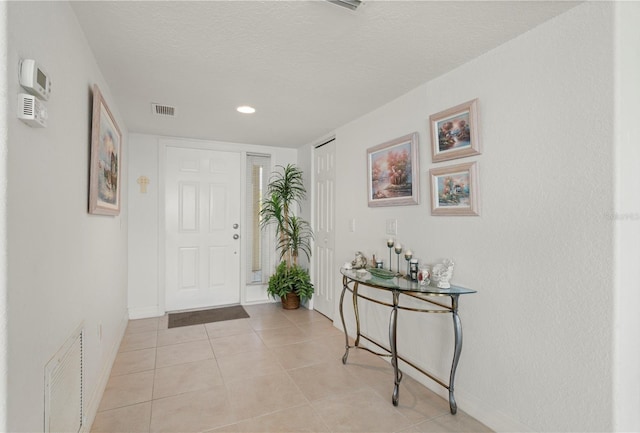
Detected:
[{"left": 260, "top": 164, "right": 314, "bottom": 309}]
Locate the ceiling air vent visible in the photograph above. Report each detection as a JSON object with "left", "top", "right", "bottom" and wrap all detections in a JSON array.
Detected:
[
  {"left": 327, "top": 0, "right": 362, "bottom": 10},
  {"left": 151, "top": 103, "right": 176, "bottom": 117}
]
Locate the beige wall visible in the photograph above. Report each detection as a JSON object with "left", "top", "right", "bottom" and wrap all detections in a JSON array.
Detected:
[
  {"left": 331, "top": 3, "right": 615, "bottom": 431},
  {"left": 127, "top": 134, "right": 298, "bottom": 317},
  {"left": 2, "top": 1, "right": 637, "bottom": 432},
  {"left": 5, "top": 2, "right": 129, "bottom": 431},
  {"left": 0, "top": 2, "right": 8, "bottom": 429},
  {"left": 613, "top": 1, "right": 640, "bottom": 431}
]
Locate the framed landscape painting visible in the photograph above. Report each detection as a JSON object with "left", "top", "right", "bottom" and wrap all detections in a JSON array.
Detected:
[
  {"left": 430, "top": 99, "right": 480, "bottom": 162},
  {"left": 89, "top": 84, "right": 122, "bottom": 215},
  {"left": 367, "top": 132, "right": 419, "bottom": 207},
  {"left": 429, "top": 161, "right": 479, "bottom": 216}
]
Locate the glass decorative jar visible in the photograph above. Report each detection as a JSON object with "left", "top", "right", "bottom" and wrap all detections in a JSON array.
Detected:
[{"left": 418, "top": 266, "right": 431, "bottom": 286}]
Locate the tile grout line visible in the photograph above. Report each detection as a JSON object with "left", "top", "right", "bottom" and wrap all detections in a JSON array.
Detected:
[
  {"left": 148, "top": 316, "right": 160, "bottom": 433},
  {"left": 147, "top": 317, "right": 158, "bottom": 433},
  {"left": 100, "top": 309, "right": 480, "bottom": 433}
]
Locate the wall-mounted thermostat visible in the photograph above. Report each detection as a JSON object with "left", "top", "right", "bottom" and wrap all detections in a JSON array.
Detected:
[
  {"left": 19, "top": 59, "right": 52, "bottom": 101},
  {"left": 18, "top": 93, "right": 47, "bottom": 128}
]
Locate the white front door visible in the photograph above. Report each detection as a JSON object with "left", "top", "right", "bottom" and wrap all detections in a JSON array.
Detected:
[
  {"left": 313, "top": 140, "right": 336, "bottom": 319},
  {"left": 165, "top": 147, "right": 241, "bottom": 311}
]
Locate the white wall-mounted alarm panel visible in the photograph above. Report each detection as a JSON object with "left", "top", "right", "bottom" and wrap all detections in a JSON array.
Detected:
[
  {"left": 19, "top": 59, "right": 52, "bottom": 101},
  {"left": 18, "top": 93, "right": 47, "bottom": 128}
]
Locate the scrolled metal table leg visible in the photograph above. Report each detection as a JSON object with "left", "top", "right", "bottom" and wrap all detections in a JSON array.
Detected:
[
  {"left": 449, "top": 295, "right": 462, "bottom": 414},
  {"left": 389, "top": 291, "right": 401, "bottom": 406},
  {"left": 339, "top": 276, "right": 350, "bottom": 364},
  {"left": 353, "top": 282, "right": 361, "bottom": 347}
]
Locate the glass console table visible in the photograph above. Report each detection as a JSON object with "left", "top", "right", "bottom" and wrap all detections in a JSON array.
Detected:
[{"left": 339, "top": 267, "right": 476, "bottom": 414}]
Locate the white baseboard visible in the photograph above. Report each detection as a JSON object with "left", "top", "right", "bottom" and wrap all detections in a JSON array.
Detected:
[
  {"left": 333, "top": 324, "right": 532, "bottom": 433},
  {"left": 398, "top": 360, "right": 533, "bottom": 433},
  {"left": 128, "top": 306, "right": 164, "bottom": 319},
  {"left": 81, "top": 311, "right": 128, "bottom": 433},
  {"left": 455, "top": 388, "right": 533, "bottom": 432}
]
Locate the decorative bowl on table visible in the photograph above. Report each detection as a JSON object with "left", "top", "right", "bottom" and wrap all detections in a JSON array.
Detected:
[{"left": 367, "top": 267, "right": 396, "bottom": 279}]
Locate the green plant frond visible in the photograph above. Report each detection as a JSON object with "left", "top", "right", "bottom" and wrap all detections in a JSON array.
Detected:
[
  {"left": 266, "top": 262, "right": 314, "bottom": 302},
  {"left": 276, "top": 216, "right": 313, "bottom": 264},
  {"left": 259, "top": 193, "right": 284, "bottom": 230},
  {"left": 287, "top": 216, "right": 313, "bottom": 262},
  {"left": 288, "top": 264, "right": 314, "bottom": 301},
  {"left": 267, "top": 164, "right": 306, "bottom": 210},
  {"left": 261, "top": 163, "right": 313, "bottom": 272}
]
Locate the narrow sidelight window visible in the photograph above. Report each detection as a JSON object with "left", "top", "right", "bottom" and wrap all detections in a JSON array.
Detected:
[{"left": 246, "top": 155, "right": 271, "bottom": 283}]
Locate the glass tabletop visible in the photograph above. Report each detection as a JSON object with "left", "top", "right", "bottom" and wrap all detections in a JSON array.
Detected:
[{"left": 341, "top": 268, "right": 476, "bottom": 295}]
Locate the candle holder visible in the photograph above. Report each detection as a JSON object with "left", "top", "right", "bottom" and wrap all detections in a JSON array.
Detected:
[
  {"left": 386, "top": 239, "right": 395, "bottom": 271},
  {"left": 394, "top": 243, "right": 403, "bottom": 275},
  {"left": 410, "top": 259, "right": 419, "bottom": 281},
  {"left": 404, "top": 250, "right": 413, "bottom": 277}
]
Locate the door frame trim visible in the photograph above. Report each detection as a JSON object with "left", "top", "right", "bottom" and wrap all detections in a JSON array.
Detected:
[
  {"left": 309, "top": 134, "right": 336, "bottom": 313},
  {"left": 310, "top": 136, "right": 337, "bottom": 319},
  {"left": 158, "top": 140, "right": 167, "bottom": 314},
  {"left": 157, "top": 137, "right": 290, "bottom": 314},
  {"left": 159, "top": 139, "right": 249, "bottom": 313}
]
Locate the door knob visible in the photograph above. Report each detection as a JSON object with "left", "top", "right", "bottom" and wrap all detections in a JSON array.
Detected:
[
  {"left": 233, "top": 223, "right": 239, "bottom": 229},
  {"left": 233, "top": 234, "right": 240, "bottom": 240}
]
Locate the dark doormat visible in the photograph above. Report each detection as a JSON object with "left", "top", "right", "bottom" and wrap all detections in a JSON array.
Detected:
[{"left": 168, "top": 305, "right": 250, "bottom": 329}]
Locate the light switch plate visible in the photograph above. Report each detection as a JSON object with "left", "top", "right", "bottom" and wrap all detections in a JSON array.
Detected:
[{"left": 386, "top": 219, "right": 397, "bottom": 235}]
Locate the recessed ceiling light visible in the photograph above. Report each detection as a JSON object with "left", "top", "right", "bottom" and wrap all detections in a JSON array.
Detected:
[{"left": 237, "top": 105, "right": 255, "bottom": 114}]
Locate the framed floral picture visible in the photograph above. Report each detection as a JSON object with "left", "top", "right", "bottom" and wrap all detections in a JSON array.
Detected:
[
  {"left": 89, "top": 84, "right": 122, "bottom": 215},
  {"left": 429, "top": 99, "right": 480, "bottom": 162},
  {"left": 367, "top": 132, "right": 419, "bottom": 207},
  {"left": 429, "top": 161, "right": 479, "bottom": 216}
]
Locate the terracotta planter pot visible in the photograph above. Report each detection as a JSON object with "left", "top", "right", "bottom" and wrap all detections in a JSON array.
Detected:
[{"left": 281, "top": 293, "right": 300, "bottom": 310}]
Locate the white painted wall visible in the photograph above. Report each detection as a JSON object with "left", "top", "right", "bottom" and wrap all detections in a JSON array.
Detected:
[
  {"left": 613, "top": 2, "right": 640, "bottom": 432},
  {"left": 330, "top": 3, "right": 616, "bottom": 431},
  {"left": 296, "top": 141, "right": 313, "bottom": 270},
  {"left": 127, "top": 134, "right": 297, "bottom": 317},
  {"left": 1, "top": 2, "right": 631, "bottom": 432},
  {"left": 5, "top": 2, "right": 129, "bottom": 431},
  {"left": 128, "top": 134, "right": 160, "bottom": 318},
  {"left": 0, "top": 3, "right": 8, "bottom": 430}
]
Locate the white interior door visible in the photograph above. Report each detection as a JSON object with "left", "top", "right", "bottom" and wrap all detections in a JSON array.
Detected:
[
  {"left": 313, "top": 140, "right": 336, "bottom": 319},
  {"left": 165, "top": 147, "right": 241, "bottom": 311}
]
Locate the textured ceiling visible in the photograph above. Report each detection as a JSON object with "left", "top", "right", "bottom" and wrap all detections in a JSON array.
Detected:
[{"left": 71, "top": 1, "right": 579, "bottom": 148}]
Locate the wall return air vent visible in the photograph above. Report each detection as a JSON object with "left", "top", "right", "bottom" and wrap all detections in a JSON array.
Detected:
[
  {"left": 44, "top": 326, "right": 84, "bottom": 432},
  {"left": 151, "top": 103, "right": 176, "bottom": 117}
]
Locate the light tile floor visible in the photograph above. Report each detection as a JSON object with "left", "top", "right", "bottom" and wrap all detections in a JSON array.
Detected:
[{"left": 91, "top": 303, "right": 492, "bottom": 433}]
